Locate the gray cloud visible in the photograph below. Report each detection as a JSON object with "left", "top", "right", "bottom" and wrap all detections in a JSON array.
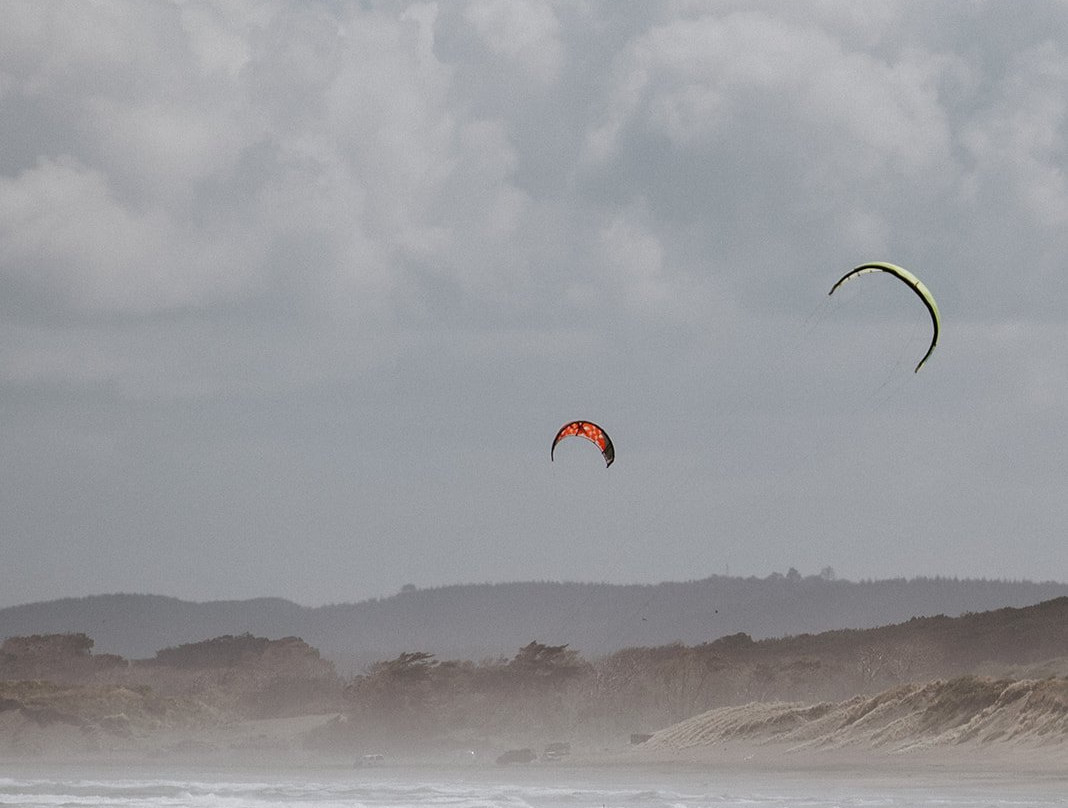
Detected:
[{"left": 2, "top": 1, "right": 1067, "bottom": 608}]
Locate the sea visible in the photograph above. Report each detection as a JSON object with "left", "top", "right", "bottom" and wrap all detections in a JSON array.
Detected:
[{"left": 0, "top": 764, "right": 1066, "bottom": 808}]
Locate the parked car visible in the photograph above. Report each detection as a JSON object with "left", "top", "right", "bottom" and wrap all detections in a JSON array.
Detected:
[
  {"left": 541, "top": 742, "right": 571, "bottom": 761},
  {"left": 495, "top": 748, "right": 537, "bottom": 765}
]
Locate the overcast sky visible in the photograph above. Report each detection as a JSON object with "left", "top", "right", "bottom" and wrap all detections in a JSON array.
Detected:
[{"left": 2, "top": 0, "right": 1067, "bottom": 609}]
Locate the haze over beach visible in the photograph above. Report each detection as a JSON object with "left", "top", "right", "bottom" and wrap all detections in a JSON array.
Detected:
[{"left": 3, "top": 1, "right": 1068, "bottom": 804}]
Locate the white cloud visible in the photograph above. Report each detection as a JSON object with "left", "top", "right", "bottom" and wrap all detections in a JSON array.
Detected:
[
  {"left": 0, "top": 1, "right": 190, "bottom": 100},
  {"left": 962, "top": 40, "right": 1068, "bottom": 228},
  {"left": 178, "top": 1, "right": 254, "bottom": 79},
  {"left": 0, "top": 156, "right": 257, "bottom": 314},
  {"left": 463, "top": 0, "right": 563, "bottom": 84},
  {"left": 596, "top": 206, "right": 709, "bottom": 323},
  {"left": 0, "top": 0, "right": 473, "bottom": 326},
  {"left": 90, "top": 98, "right": 250, "bottom": 202},
  {"left": 591, "top": 12, "right": 954, "bottom": 184}
]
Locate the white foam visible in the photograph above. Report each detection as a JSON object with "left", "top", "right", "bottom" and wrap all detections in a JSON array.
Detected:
[{"left": 0, "top": 772, "right": 1064, "bottom": 808}]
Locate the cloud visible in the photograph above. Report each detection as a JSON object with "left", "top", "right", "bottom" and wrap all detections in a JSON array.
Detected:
[
  {"left": 962, "top": 40, "right": 1068, "bottom": 228},
  {"left": 0, "top": 156, "right": 257, "bottom": 315},
  {"left": 585, "top": 12, "right": 956, "bottom": 260},
  {"left": 3, "top": 1, "right": 1068, "bottom": 606},
  {"left": 463, "top": 0, "right": 563, "bottom": 85}
]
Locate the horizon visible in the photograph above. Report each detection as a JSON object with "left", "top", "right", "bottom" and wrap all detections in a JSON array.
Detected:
[{"left": 5, "top": 568, "right": 1068, "bottom": 611}]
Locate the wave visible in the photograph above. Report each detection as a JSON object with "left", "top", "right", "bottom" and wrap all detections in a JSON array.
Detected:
[
  {"left": 1, "top": 771, "right": 1064, "bottom": 808},
  {"left": 0, "top": 775, "right": 739, "bottom": 808}
]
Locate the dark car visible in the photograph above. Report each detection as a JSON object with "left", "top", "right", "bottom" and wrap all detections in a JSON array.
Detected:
[{"left": 495, "top": 748, "right": 537, "bottom": 765}]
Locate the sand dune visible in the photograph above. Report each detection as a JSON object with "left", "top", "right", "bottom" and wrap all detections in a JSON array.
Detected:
[
  {"left": 645, "top": 675, "right": 1068, "bottom": 757},
  {"left": 4, "top": 674, "right": 1067, "bottom": 775}
]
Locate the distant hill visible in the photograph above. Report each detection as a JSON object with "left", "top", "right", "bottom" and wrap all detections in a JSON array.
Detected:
[{"left": 2, "top": 575, "right": 1067, "bottom": 669}]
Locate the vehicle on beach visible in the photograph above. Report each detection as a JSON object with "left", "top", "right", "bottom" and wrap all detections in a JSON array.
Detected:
[
  {"left": 541, "top": 742, "right": 570, "bottom": 761},
  {"left": 495, "top": 748, "right": 537, "bottom": 765}
]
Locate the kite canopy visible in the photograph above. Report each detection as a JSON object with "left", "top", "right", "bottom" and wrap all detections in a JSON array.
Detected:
[
  {"left": 829, "top": 261, "right": 941, "bottom": 372},
  {"left": 551, "top": 421, "right": 615, "bottom": 467}
]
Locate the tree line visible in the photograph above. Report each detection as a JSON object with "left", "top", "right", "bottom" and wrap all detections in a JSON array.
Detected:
[{"left": 4, "top": 596, "right": 1068, "bottom": 748}]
